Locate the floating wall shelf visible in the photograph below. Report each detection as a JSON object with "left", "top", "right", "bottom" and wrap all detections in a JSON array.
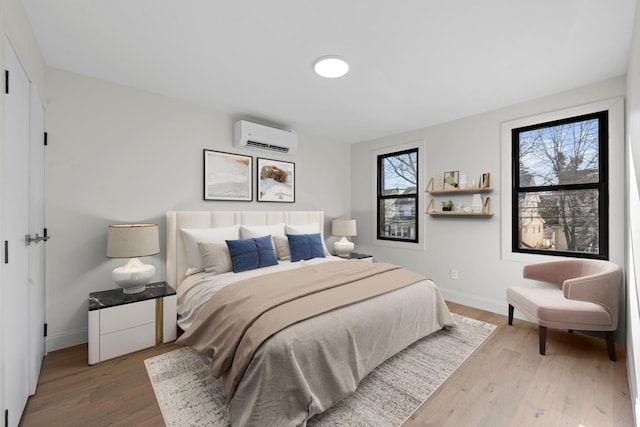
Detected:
[
  {"left": 426, "top": 187, "right": 494, "bottom": 195},
  {"left": 424, "top": 177, "right": 493, "bottom": 217},
  {"left": 427, "top": 211, "right": 493, "bottom": 218}
]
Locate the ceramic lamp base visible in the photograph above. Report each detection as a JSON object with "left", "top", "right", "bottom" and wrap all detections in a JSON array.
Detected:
[
  {"left": 334, "top": 237, "right": 355, "bottom": 257},
  {"left": 112, "top": 257, "right": 154, "bottom": 294}
]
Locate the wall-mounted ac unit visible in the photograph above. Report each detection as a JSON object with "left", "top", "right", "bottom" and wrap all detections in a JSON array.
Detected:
[{"left": 233, "top": 120, "right": 298, "bottom": 155}]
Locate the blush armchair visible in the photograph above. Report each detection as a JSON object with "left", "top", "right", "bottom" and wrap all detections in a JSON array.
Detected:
[{"left": 506, "top": 259, "right": 623, "bottom": 361}]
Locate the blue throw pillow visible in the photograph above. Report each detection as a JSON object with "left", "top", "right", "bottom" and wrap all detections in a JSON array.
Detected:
[
  {"left": 287, "top": 233, "right": 326, "bottom": 262},
  {"left": 226, "top": 235, "right": 278, "bottom": 273}
]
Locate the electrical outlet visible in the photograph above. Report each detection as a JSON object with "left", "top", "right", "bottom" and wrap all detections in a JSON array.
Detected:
[{"left": 450, "top": 268, "right": 459, "bottom": 279}]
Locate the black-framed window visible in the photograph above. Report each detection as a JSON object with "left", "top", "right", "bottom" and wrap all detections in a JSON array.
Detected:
[
  {"left": 512, "top": 111, "right": 608, "bottom": 259},
  {"left": 377, "top": 148, "right": 418, "bottom": 243}
]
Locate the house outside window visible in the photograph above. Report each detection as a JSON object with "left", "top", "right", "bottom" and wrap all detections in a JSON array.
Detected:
[
  {"left": 377, "top": 148, "right": 418, "bottom": 243},
  {"left": 511, "top": 111, "right": 608, "bottom": 259}
]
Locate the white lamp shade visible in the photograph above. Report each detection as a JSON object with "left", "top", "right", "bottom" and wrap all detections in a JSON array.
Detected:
[
  {"left": 331, "top": 218, "right": 357, "bottom": 237},
  {"left": 332, "top": 218, "right": 356, "bottom": 257},
  {"left": 107, "top": 223, "right": 159, "bottom": 258},
  {"left": 107, "top": 223, "right": 159, "bottom": 294}
]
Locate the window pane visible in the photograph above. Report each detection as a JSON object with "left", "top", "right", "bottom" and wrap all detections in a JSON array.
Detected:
[
  {"left": 379, "top": 198, "right": 416, "bottom": 240},
  {"left": 381, "top": 151, "right": 417, "bottom": 195},
  {"left": 517, "top": 189, "right": 600, "bottom": 254},
  {"left": 518, "top": 118, "right": 600, "bottom": 187}
]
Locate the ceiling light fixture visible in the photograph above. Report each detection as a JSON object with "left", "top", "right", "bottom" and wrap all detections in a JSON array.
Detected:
[{"left": 313, "top": 56, "right": 349, "bottom": 78}]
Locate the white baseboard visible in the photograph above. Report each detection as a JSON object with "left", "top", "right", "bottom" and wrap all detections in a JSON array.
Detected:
[
  {"left": 46, "top": 327, "right": 87, "bottom": 352},
  {"left": 439, "top": 288, "right": 527, "bottom": 321}
]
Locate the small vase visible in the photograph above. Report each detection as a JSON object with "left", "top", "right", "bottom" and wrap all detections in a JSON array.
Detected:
[
  {"left": 471, "top": 194, "right": 483, "bottom": 213},
  {"left": 459, "top": 174, "right": 468, "bottom": 189}
]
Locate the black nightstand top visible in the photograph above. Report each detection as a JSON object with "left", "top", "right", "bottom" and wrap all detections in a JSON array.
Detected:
[
  {"left": 336, "top": 252, "right": 372, "bottom": 260},
  {"left": 88, "top": 282, "right": 176, "bottom": 311}
]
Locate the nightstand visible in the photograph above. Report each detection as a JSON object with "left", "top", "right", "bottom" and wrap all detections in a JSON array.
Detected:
[
  {"left": 337, "top": 252, "right": 373, "bottom": 262},
  {"left": 88, "top": 282, "right": 177, "bottom": 365}
]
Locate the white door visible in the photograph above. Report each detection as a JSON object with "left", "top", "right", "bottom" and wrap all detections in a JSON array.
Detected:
[
  {"left": 2, "top": 37, "right": 46, "bottom": 427},
  {"left": 2, "top": 38, "right": 31, "bottom": 427},
  {"left": 27, "top": 83, "right": 46, "bottom": 394}
]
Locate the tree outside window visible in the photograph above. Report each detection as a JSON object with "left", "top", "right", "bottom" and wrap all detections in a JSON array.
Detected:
[
  {"left": 377, "top": 148, "right": 418, "bottom": 243},
  {"left": 512, "top": 111, "right": 608, "bottom": 259}
]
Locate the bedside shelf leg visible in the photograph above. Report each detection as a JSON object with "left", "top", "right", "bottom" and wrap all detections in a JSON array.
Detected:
[{"left": 155, "top": 298, "right": 163, "bottom": 345}]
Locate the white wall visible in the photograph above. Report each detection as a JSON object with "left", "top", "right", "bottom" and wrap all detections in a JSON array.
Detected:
[
  {"left": 0, "top": 0, "right": 45, "bottom": 90},
  {"left": 44, "top": 69, "right": 351, "bottom": 350},
  {"left": 625, "top": 1, "right": 640, "bottom": 423},
  {"left": 351, "top": 76, "right": 626, "bottom": 338}
]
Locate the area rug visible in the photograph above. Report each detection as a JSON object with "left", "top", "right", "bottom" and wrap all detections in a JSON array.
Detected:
[{"left": 145, "top": 314, "right": 496, "bottom": 427}]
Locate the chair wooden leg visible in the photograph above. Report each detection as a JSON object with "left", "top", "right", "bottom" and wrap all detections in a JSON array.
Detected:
[
  {"left": 605, "top": 331, "right": 616, "bottom": 361},
  {"left": 539, "top": 326, "right": 547, "bottom": 355},
  {"left": 508, "top": 304, "right": 514, "bottom": 325}
]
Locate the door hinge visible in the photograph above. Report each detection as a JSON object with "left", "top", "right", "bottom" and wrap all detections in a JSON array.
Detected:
[
  {"left": 44, "top": 323, "right": 48, "bottom": 337},
  {"left": 4, "top": 241, "right": 7, "bottom": 264},
  {"left": 4, "top": 70, "right": 8, "bottom": 94},
  {"left": 44, "top": 132, "right": 48, "bottom": 146}
]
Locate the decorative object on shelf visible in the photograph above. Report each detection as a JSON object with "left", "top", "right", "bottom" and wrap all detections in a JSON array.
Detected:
[
  {"left": 106, "top": 223, "right": 160, "bottom": 294},
  {"left": 459, "top": 173, "right": 468, "bottom": 189},
  {"left": 471, "top": 194, "right": 483, "bottom": 213},
  {"left": 332, "top": 218, "right": 357, "bottom": 256},
  {"left": 482, "top": 172, "right": 491, "bottom": 188},
  {"left": 257, "top": 157, "right": 295, "bottom": 202},
  {"left": 434, "top": 170, "right": 443, "bottom": 191},
  {"left": 203, "top": 149, "right": 253, "bottom": 201},
  {"left": 442, "top": 200, "right": 454, "bottom": 211},
  {"left": 443, "top": 171, "right": 459, "bottom": 190}
]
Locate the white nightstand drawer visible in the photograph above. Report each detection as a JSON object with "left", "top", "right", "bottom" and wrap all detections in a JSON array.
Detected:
[
  {"left": 100, "top": 299, "right": 155, "bottom": 334},
  {"left": 100, "top": 323, "right": 156, "bottom": 361}
]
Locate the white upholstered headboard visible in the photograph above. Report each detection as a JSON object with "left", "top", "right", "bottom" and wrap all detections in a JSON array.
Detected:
[{"left": 166, "top": 211, "right": 326, "bottom": 288}]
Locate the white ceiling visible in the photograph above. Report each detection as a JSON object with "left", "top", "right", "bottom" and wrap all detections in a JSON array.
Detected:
[{"left": 21, "top": 0, "right": 637, "bottom": 144}]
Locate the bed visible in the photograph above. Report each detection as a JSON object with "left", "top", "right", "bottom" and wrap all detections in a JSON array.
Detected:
[{"left": 166, "top": 210, "right": 454, "bottom": 426}]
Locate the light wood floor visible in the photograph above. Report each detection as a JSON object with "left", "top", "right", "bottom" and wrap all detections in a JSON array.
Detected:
[{"left": 20, "top": 302, "right": 634, "bottom": 426}]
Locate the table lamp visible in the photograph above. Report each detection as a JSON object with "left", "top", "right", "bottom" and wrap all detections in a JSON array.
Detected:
[
  {"left": 332, "top": 218, "right": 357, "bottom": 257},
  {"left": 106, "top": 223, "right": 159, "bottom": 294}
]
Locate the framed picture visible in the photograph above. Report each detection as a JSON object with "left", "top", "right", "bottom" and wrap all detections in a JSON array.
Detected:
[
  {"left": 443, "top": 170, "right": 459, "bottom": 190},
  {"left": 203, "top": 149, "right": 253, "bottom": 201},
  {"left": 257, "top": 157, "right": 295, "bottom": 202}
]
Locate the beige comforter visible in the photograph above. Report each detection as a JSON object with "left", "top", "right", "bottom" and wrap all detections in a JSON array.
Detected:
[{"left": 179, "top": 260, "right": 454, "bottom": 426}]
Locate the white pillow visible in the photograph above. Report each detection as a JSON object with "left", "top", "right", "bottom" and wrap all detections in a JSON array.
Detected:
[
  {"left": 181, "top": 225, "right": 240, "bottom": 276},
  {"left": 198, "top": 242, "right": 233, "bottom": 275},
  {"left": 285, "top": 223, "right": 321, "bottom": 235},
  {"left": 285, "top": 223, "right": 330, "bottom": 255},
  {"left": 240, "top": 223, "right": 285, "bottom": 239}
]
